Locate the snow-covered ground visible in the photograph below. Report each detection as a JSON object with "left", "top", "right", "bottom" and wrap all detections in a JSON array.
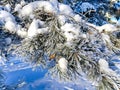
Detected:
[
  {"left": 0, "top": 56, "right": 95, "bottom": 90},
  {"left": 0, "top": 54, "right": 119, "bottom": 90}
]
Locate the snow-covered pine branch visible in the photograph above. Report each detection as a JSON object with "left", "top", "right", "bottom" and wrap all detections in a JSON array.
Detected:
[{"left": 0, "top": 0, "right": 120, "bottom": 90}]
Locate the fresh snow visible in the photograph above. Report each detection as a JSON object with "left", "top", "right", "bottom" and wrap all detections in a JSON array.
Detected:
[
  {"left": 5, "top": 20, "right": 17, "bottom": 33},
  {"left": 59, "top": 3, "right": 74, "bottom": 16},
  {"left": 99, "top": 58, "right": 116, "bottom": 76},
  {"left": 73, "top": 14, "right": 82, "bottom": 22},
  {"left": 28, "top": 19, "right": 48, "bottom": 37},
  {"left": 58, "top": 57, "right": 68, "bottom": 73},
  {"left": 61, "top": 23, "right": 80, "bottom": 47},
  {"left": 97, "top": 24, "right": 118, "bottom": 32},
  {"left": 0, "top": 10, "right": 18, "bottom": 33},
  {"left": 80, "top": 2, "right": 96, "bottom": 13},
  {"left": 17, "top": 27, "right": 28, "bottom": 38},
  {"left": 20, "top": 1, "right": 58, "bottom": 17},
  {"left": 5, "top": 4, "right": 11, "bottom": 12},
  {"left": 14, "top": 4, "right": 22, "bottom": 12},
  {"left": 0, "top": 10, "right": 15, "bottom": 23},
  {"left": 0, "top": 0, "right": 120, "bottom": 90}
]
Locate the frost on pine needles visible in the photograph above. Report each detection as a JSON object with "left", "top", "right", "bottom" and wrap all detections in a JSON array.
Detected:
[{"left": 1, "top": 0, "right": 120, "bottom": 90}]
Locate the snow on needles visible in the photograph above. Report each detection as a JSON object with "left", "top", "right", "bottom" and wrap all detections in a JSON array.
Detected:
[
  {"left": 28, "top": 19, "right": 48, "bottom": 37},
  {"left": 80, "top": 2, "right": 96, "bottom": 13},
  {"left": 61, "top": 23, "right": 80, "bottom": 47},
  {"left": 59, "top": 3, "right": 74, "bottom": 16},
  {"left": 98, "top": 58, "right": 116, "bottom": 76},
  {"left": 20, "top": 0, "right": 75, "bottom": 17},
  {"left": 0, "top": 0, "right": 78, "bottom": 38},
  {"left": 20, "top": 1, "right": 59, "bottom": 17},
  {"left": 1, "top": 0, "right": 119, "bottom": 48},
  {"left": 0, "top": 10, "right": 17, "bottom": 33},
  {"left": 97, "top": 24, "right": 118, "bottom": 33},
  {"left": 0, "top": 0, "right": 119, "bottom": 46},
  {"left": 1, "top": 1, "right": 120, "bottom": 89},
  {"left": 58, "top": 57, "right": 68, "bottom": 73},
  {"left": 0, "top": 10, "right": 15, "bottom": 23}
]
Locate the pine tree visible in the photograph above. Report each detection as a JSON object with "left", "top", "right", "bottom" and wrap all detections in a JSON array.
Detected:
[{"left": 0, "top": 0, "right": 120, "bottom": 90}]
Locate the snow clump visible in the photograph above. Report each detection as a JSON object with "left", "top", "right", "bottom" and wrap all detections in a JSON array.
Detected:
[
  {"left": 0, "top": 10, "right": 18, "bottom": 33},
  {"left": 58, "top": 57, "right": 68, "bottom": 73},
  {"left": 80, "top": 2, "right": 96, "bottom": 13},
  {"left": 19, "top": 1, "right": 59, "bottom": 17},
  {"left": 27, "top": 19, "right": 48, "bottom": 37}
]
